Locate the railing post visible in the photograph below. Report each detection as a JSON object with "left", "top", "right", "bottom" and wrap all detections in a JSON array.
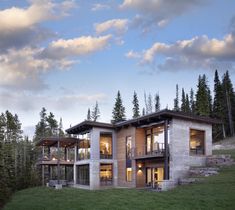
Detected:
[{"left": 164, "top": 120, "right": 169, "bottom": 180}]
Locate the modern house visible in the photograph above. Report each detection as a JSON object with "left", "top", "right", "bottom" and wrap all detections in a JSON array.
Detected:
[{"left": 36, "top": 109, "right": 220, "bottom": 190}]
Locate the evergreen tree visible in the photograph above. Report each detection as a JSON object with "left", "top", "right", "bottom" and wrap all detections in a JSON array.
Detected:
[
  {"left": 46, "top": 112, "right": 58, "bottom": 136},
  {"left": 87, "top": 108, "right": 91, "bottom": 121},
  {"left": 212, "top": 70, "right": 224, "bottom": 140},
  {"left": 91, "top": 101, "right": 100, "bottom": 122},
  {"left": 222, "top": 71, "right": 235, "bottom": 136},
  {"left": 58, "top": 118, "right": 64, "bottom": 137},
  {"left": 173, "top": 84, "right": 180, "bottom": 111},
  {"left": 154, "top": 93, "right": 160, "bottom": 112},
  {"left": 185, "top": 94, "right": 190, "bottom": 113},
  {"left": 112, "top": 91, "right": 126, "bottom": 123},
  {"left": 142, "top": 108, "right": 146, "bottom": 116},
  {"left": 181, "top": 88, "right": 186, "bottom": 112},
  {"left": 132, "top": 91, "right": 140, "bottom": 118},
  {"left": 195, "top": 74, "right": 212, "bottom": 116},
  {"left": 189, "top": 88, "right": 195, "bottom": 114},
  {"left": 147, "top": 93, "right": 153, "bottom": 113},
  {"left": 34, "top": 107, "right": 47, "bottom": 142}
]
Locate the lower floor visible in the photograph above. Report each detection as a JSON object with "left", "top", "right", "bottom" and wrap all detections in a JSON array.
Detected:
[{"left": 40, "top": 159, "right": 170, "bottom": 190}]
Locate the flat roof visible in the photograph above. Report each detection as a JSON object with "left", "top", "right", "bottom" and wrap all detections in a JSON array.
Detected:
[
  {"left": 66, "top": 120, "right": 114, "bottom": 134},
  {"left": 66, "top": 109, "right": 221, "bottom": 134},
  {"left": 115, "top": 109, "right": 221, "bottom": 127}
]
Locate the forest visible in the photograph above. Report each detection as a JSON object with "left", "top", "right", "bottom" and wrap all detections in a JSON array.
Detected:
[{"left": 0, "top": 70, "right": 235, "bottom": 207}]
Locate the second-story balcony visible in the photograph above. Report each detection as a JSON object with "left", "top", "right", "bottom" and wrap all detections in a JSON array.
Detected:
[
  {"left": 38, "top": 154, "right": 75, "bottom": 165},
  {"left": 131, "top": 143, "right": 167, "bottom": 159}
]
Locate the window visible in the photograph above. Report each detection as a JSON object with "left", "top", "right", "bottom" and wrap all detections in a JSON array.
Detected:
[
  {"left": 77, "top": 139, "right": 90, "bottom": 160},
  {"left": 126, "top": 168, "right": 132, "bottom": 182},
  {"left": 100, "top": 164, "right": 113, "bottom": 186},
  {"left": 145, "top": 125, "right": 165, "bottom": 155},
  {"left": 126, "top": 136, "right": 132, "bottom": 159},
  {"left": 100, "top": 133, "right": 112, "bottom": 159},
  {"left": 190, "top": 129, "right": 205, "bottom": 155},
  {"left": 77, "top": 164, "right": 89, "bottom": 185}
]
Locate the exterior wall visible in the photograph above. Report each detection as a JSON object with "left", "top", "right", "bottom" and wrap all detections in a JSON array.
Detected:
[
  {"left": 169, "top": 118, "right": 212, "bottom": 182},
  {"left": 75, "top": 127, "right": 117, "bottom": 190},
  {"left": 116, "top": 126, "right": 136, "bottom": 188}
]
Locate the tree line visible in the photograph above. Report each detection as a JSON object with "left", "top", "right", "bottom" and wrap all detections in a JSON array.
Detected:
[
  {"left": 110, "top": 70, "right": 235, "bottom": 140},
  {"left": 0, "top": 108, "right": 65, "bottom": 207}
]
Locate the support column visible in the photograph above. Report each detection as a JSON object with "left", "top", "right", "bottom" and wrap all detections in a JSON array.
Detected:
[
  {"left": 57, "top": 140, "right": 60, "bottom": 184},
  {"left": 164, "top": 120, "right": 169, "bottom": 180}
]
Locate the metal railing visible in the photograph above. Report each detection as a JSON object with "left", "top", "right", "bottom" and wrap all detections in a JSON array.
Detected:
[{"left": 132, "top": 143, "right": 166, "bottom": 158}]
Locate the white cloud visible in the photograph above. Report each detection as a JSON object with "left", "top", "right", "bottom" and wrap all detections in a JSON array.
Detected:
[
  {"left": 42, "top": 35, "right": 112, "bottom": 59},
  {"left": 91, "top": 3, "right": 110, "bottom": 11},
  {"left": 0, "top": 0, "right": 76, "bottom": 51},
  {"left": 0, "top": 35, "right": 111, "bottom": 90},
  {"left": 95, "top": 19, "right": 128, "bottom": 35},
  {"left": 125, "top": 50, "right": 141, "bottom": 58},
  {"left": 127, "top": 34, "right": 235, "bottom": 71},
  {"left": 120, "top": 0, "right": 206, "bottom": 32}
]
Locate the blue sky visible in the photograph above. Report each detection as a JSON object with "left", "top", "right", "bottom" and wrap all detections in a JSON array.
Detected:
[{"left": 0, "top": 0, "right": 235, "bottom": 138}]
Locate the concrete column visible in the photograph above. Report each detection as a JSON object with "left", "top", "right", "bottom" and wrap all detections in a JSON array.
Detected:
[
  {"left": 90, "top": 161, "right": 100, "bottom": 189},
  {"left": 164, "top": 120, "right": 169, "bottom": 180}
]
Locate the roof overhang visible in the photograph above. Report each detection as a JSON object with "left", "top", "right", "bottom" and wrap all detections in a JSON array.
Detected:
[
  {"left": 66, "top": 120, "right": 114, "bottom": 134},
  {"left": 36, "top": 137, "right": 79, "bottom": 147}
]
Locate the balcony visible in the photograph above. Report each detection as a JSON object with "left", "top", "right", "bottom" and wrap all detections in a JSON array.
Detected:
[
  {"left": 37, "top": 154, "right": 74, "bottom": 165},
  {"left": 131, "top": 143, "right": 167, "bottom": 159}
]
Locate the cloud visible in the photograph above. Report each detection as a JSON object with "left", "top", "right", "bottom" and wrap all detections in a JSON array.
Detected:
[
  {"left": 42, "top": 35, "right": 112, "bottom": 59},
  {"left": 91, "top": 3, "right": 110, "bottom": 11},
  {"left": 0, "top": 0, "right": 75, "bottom": 51},
  {"left": 0, "top": 91, "right": 107, "bottom": 111},
  {"left": 95, "top": 19, "right": 128, "bottom": 35},
  {"left": 0, "top": 34, "right": 112, "bottom": 90},
  {"left": 120, "top": 0, "right": 206, "bottom": 32},
  {"left": 127, "top": 34, "right": 235, "bottom": 71},
  {"left": 125, "top": 50, "right": 141, "bottom": 58}
]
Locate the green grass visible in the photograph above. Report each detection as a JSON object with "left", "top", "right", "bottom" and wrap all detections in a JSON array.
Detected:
[{"left": 3, "top": 150, "right": 235, "bottom": 210}]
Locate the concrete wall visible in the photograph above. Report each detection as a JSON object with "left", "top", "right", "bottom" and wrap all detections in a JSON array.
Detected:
[
  {"left": 169, "top": 118, "right": 212, "bottom": 182},
  {"left": 74, "top": 127, "right": 118, "bottom": 190}
]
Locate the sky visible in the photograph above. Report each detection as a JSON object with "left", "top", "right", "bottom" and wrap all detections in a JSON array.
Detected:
[{"left": 0, "top": 0, "right": 235, "bottom": 138}]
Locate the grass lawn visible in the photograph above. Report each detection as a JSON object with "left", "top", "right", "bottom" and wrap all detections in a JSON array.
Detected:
[{"left": 3, "top": 149, "right": 235, "bottom": 210}]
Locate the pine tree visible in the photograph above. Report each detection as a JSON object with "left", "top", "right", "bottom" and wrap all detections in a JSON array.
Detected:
[
  {"left": 91, "top": 101, "right": 100, "bottom": 122},
  {"left": 173, "top": 84, "right": 180, "bottom": 111},
  {"left": 58, "top": 118, "right": 64, "bottom": 137},
  {"left": 189, "top": 88, "right": 195, "bottom": 114},
  {"left": 195, "top": 74, "right": 212, "bottom": 116},
  {"left": 132, "top": 91, "right": 140, "bottom": 118},
  {"left": 185, "top": 94, "right": 190, "bottom": 113},
  {"left": 222, "top": 71, "right": 235, "bottom": 136},
  {"left": 142, "top": 108, "right": 146, "bottom": 116},
  {"left": 147, "top": 94, "right": 153, "bottom": 113},
  {"left": 46, "top": 112, "right": 58, "bottom": 136},
  {"left": 181, "top": 88, "right": 186, "bottom": 112},
  {"left": 87, "top": 108, "right": 91, "bottom": 121},
  {"left": 34, "top": 107, "right": 47, "bottom": 142},
  {"left": 154, "top": 93, "right": 160, "bottom": 112},
  {"left": 212, "top": 70, "right": 224, "bottom": 140},
  {"left": 112, "top": 91, "right": 126, "bottom": 123}
]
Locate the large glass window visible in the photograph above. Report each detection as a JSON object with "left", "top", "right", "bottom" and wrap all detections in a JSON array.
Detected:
[
  {"left": 77, "top": 140, "right": 90, "bottom": 160},
  {"left": 126, "top": 136, "right": 132, "bottom": 159},
  {"left": 100, "top": 133, "right": 112, "bottom": 159},
  {"left": 146, "top": 125, "right": 165, "bottom": 155},
  {"left": 126, "top": 168, "right": 132, "bottom": 182},
  {"left": 100, "top": 164, "right": 113, "bottom": 186},
  {"left": 190, "top": 129, "right": 205, "bottom": 155},
  {"left": 77, "top": 164, "right": 89, "bottom": 185}
]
